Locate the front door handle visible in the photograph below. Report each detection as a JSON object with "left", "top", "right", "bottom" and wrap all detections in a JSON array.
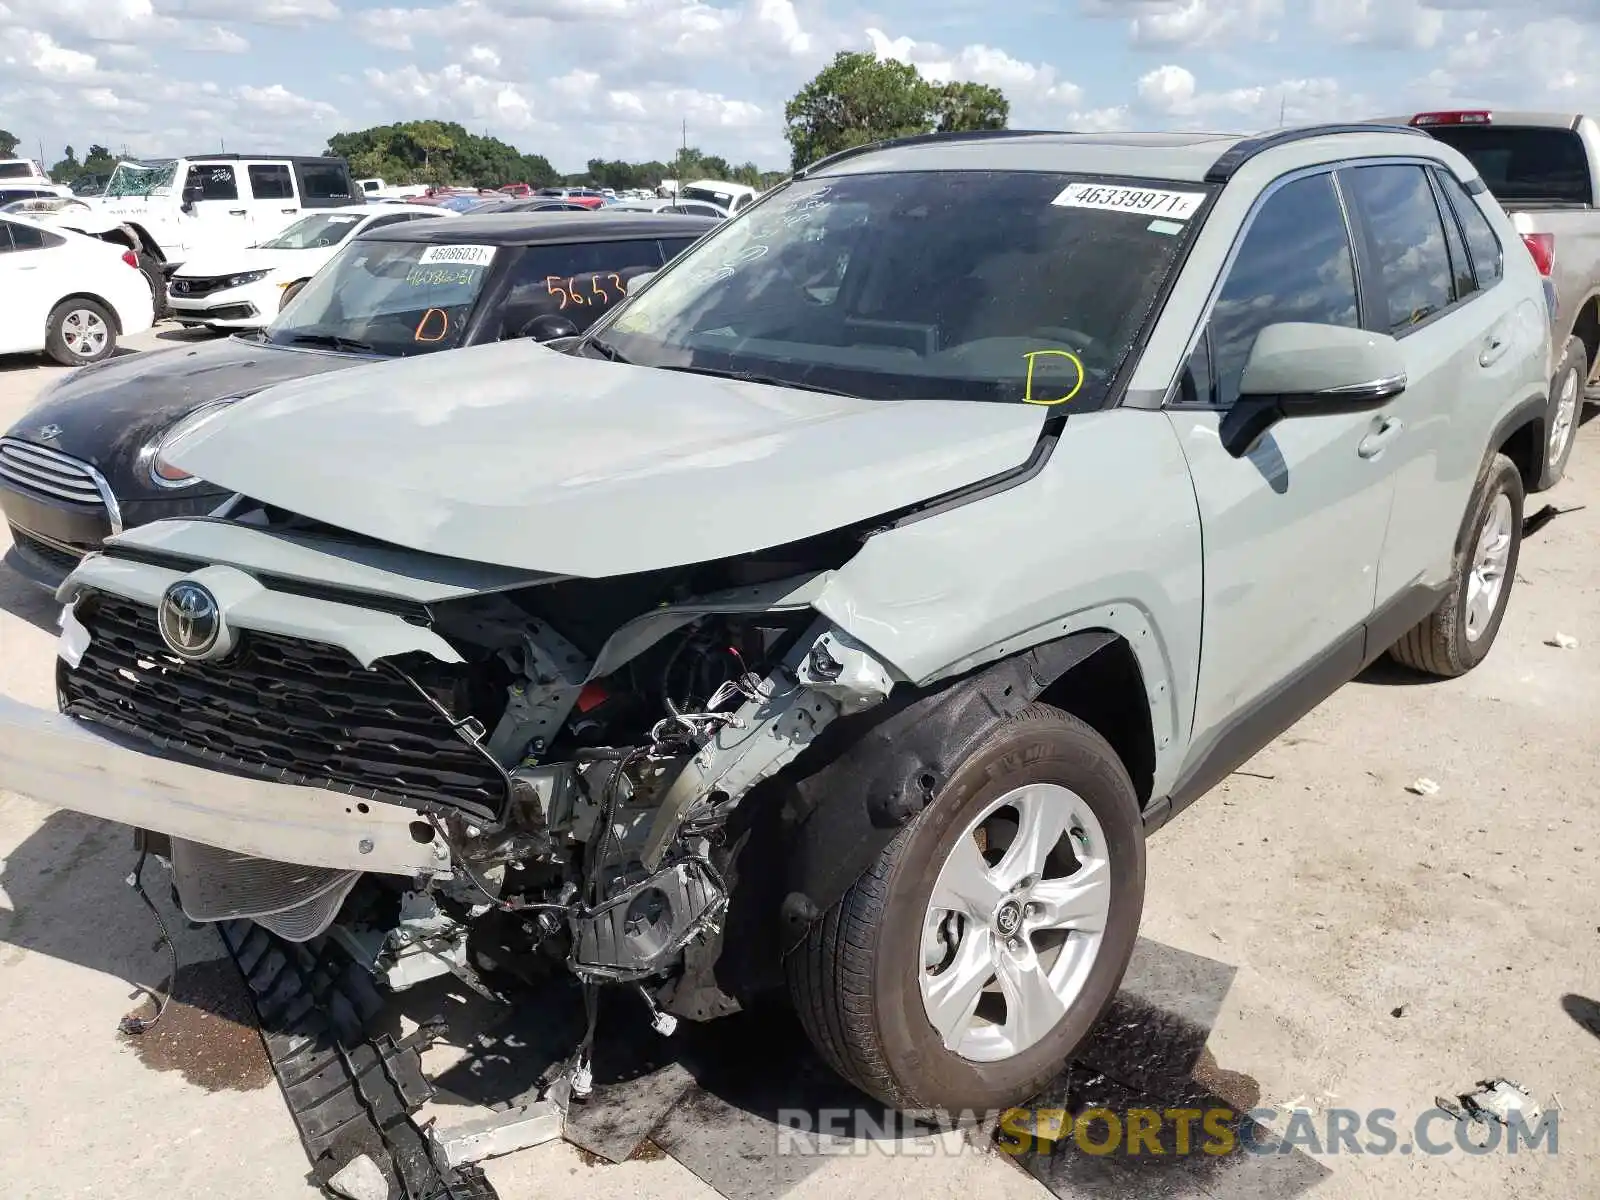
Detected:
[
  {"left": 1358, "top": 417, "right": 1404, "bottom": 459},
  {"left": 281, "top": 207, "right": 296, "bottom": 214},
  {"left": 1479, "top": 331, "right": 1510, "bottom": 367}
]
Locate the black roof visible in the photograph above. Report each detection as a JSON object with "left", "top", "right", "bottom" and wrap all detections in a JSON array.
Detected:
[
  {"left": 359, "top": 211, "right": 720, "bottom": 246},
  {"left": 181, "top": 154, "right": 349, "bottom": 165}
]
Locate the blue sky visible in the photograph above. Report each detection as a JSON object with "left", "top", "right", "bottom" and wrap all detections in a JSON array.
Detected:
[{"left": 1, "top": 0, "right": 1596, "bottom": 174}]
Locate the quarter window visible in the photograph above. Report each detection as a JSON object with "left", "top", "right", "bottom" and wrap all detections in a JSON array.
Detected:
[
  {"left": 1344, "top": 165, "right": 1454, "bottom": 333},
  {"left": 248, "top": 164, "right": 294, "bottom": 200},
  {"left": 186, "top": 164, "right": 238, "bottom": 201},
  {"left": 1431, "top": 175, "right": 1476, "bottom": 302},
  {"left": 1434, "top": 168, "right": 1504, "bottom": 287},
  {"left": 7, "top": 220, "right": 50, "bottom": 251},
  {"left": 1206, "top": 173, "right": 1359, "bottom": 408}
]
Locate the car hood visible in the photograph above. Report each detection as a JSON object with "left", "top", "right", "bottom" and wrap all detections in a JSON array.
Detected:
[
  {"left": 173, "top": 247, "right": 304, "bottom": 278},
  {"left": 7, "top": 336, "right": 373, "bottom": 494},
  {"left": 163, "top": 339, "right": 1049, "bottom": 577}
]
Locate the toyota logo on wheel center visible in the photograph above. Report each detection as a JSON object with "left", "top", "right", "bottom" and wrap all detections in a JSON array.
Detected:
[{"left": 157, "top": 581, "right": 223, "bottom": 659}]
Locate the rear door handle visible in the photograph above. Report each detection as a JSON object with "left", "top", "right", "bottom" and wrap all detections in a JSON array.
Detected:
[
  {"left": 1358, "top": 417, "right": 1404, "bottom": 459},
  {"left": 228, "top": 209, "right": 247, "bottom": 216},
  {"left": 281, "top": 208, "right": 296, "bottom": 214},
  {"left": 1479, "top": 331, "right": 1510, "bottom": 366}
]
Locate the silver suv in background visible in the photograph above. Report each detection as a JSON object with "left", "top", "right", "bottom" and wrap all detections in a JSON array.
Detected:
[
  {"left": 1377, "top": 110, "right": 1600, "bottom": 486},
  {"left": 0, "top": 125, "right": 1552, "bottom": 1116}
]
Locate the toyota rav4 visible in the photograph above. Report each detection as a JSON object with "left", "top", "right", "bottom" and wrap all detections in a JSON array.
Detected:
[{"left": 0, "top": 125, "right": 1552, "bottom": 1114}]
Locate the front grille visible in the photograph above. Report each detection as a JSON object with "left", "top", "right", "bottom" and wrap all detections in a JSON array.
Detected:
[
  {"left": 60, "top": 593, "right": 509, "bottom": 820},
  {"left": 170, "top": 276, "right": 230, "bottom": 297},
  {"left": 0, "top": 439, "right": 107, "bottom": 511},
  {"left": 8, "top": 523, "right": 84, "bottom": 574}
]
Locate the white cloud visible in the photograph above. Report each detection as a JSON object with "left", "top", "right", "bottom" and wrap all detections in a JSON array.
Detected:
[
  {"left": 1128, "top": 0, "right": 1284, "bottom": 47},
  {"left": 1310, "top": 0, "right": 1445, "bottom": 50},
  {"left": 154, "top": 0, "right": 339, "bottom": 25},
  {"left": 865, "top": 27, "right": 1086, "bottom": 112},
  {"left": 1136, "top": 63, "right": 1357, "bottom": 130}
]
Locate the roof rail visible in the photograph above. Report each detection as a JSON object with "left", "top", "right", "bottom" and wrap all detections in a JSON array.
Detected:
[
  {"left": 1204, "top": 122, "right": 1433, "bottom": 183},
  {"left": 794, "top": 128, "right": 1064, "bottom": 178}
]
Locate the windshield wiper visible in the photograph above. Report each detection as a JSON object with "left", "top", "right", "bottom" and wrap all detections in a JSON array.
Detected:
[
  {"left": 583, "top": 337, "right": 630, "bottom": 364},
  {"left": 285, "top": 333, "right": 376, "bottom": 353},
  {"left": 653, "top": 364, "right": 861, "bottom": 398}
]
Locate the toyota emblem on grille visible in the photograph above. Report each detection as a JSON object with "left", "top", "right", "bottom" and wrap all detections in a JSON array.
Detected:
[
  {"left": 36, "top": 424, "right": 62, "bottom": 441},
  {"left": 158, "top": 581, "right": 223, "bottom": 660}
]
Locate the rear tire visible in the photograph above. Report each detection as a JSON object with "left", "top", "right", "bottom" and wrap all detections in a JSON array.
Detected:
[
  {"left": 1536, "top": 336, "right": 1584, "bottom": 491},
  {"left": 1389, "top": 452, "right": 1523, "bottom": 678},
  {"left": 45, "top": 299, "right": 116, "bottom": 366},
  {"left": 785, "top": 703, "right": 1144, "bottom": 1112}
]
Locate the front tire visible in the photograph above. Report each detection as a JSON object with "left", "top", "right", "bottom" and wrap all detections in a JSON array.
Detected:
[
  {"left": 1389, "top": 452, "right": 1523, "bottom": 677},
  {"left": 280, "top": 279, "right": 308, "bottom": 311},
  {"left": 786, "top": 704, "right": 1144, "bottom": 1112},
  {"left": 1536, "top": 336, "right": 1584, "bottom": 491},
  {"left": 45, "top": 299, "right": 116, "bottom": 366}
]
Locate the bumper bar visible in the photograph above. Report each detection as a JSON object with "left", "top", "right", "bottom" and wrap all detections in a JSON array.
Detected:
[{"left": 0, "top": 694, "right": 452, "bottom": 877}]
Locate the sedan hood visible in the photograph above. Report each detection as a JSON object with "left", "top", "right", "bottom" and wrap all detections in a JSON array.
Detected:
[
  {"left": 173, "top": 247, "right": 299, "bottom": 278},
  {"left": 163, "top": 339, "right": 1049, "bottom": 577},
  {"left": 8, "top": 336, "right": 372, "bottom": 496}
]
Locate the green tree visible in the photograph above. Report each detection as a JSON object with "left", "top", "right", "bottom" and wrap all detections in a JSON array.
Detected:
[
  {"left": 51, "top": 145, "right": 81, "bottom": 183},
  {"left": 783, "top": 50, "right": 1010, "bottom": 170},
  {"left": 0, "top": 129, "right": 19, "bottom": 158},
  {"left": 936, "top": 81, "right": 1009, "bottom": 132},
  {"left": 326, "top": 121, "right": 559, "bottom": 189},
  {"left": 82, "top": 145, "right": 117, "bottom": 175},
  {"left": 783, "top": 51, "right": 936, "bottom": 170}
]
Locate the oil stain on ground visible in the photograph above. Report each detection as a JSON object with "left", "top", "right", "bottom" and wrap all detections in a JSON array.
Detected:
[{"left": 120, "top": 956, "right": 273, "bottom": 1092}]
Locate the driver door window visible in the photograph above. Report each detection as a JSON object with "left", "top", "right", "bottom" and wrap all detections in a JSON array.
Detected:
[
  {"left": 1204, "top": 172, "right": 1360, "bottom": 407},
  {"left": 185, "top": 165, "right": 239, "bottom": 202}
]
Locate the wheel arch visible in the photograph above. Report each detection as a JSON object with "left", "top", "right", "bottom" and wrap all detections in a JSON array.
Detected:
[
  {"left": 1486, "top": 394, "right": 1547, "bottom": 510},
  {"left": 1570, "top": 293, "right": 1599, "bottom": 377}
]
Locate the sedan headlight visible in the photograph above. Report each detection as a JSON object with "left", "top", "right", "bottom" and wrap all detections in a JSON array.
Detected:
[
  {"left": 147, "top": 396, "right": 249, "bottom": 488},
  {"left": 225, "top": 270, "right": 270, "bottom": 288}
]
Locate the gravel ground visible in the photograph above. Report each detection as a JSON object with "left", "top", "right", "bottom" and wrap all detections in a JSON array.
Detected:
[{"left": 0, "top": 327, "right": 1595, "bottom": 1198}]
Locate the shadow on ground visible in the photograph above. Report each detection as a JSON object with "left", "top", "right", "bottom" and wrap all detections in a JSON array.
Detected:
[{"left": 1, "top": 812, "right": 1330, "bottom": 1200}]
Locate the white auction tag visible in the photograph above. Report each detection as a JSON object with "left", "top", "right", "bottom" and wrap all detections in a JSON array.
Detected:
[
  {"left": 1052, "top": 182, "right": 1206, "bottom": 220},
  {"left": 417, "top": 243, "right": 497, "bottom": 267}
]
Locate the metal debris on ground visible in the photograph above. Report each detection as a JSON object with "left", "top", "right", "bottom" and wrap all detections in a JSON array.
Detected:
[
  {"left": 1405, "top": 778, "right": 1441, "bottom": 796},
  {"left": 1544, "top": 632, "right": 1579, "bottom": 650},
  {"left": 1437, "top": 1079, "right": 1543, "bottom": 1128},
  {"left": 1523, "top": 503, "right": 1585, "bottom": 538}
]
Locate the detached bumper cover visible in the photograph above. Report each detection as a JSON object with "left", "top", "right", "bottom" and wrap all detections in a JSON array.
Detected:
[{"left": 0, "top": 694, "right": 453, "bottom": 876}]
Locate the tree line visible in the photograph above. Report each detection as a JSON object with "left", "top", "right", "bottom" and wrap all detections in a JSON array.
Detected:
[{"left": 9, "top": 46, "right": 1010, "bottom": 189}]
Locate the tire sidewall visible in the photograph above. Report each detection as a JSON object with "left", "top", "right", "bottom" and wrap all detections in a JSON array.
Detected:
[
  {"left": 47, "top": 300, "right": 115, "bottom": 366},
  {"left": 868, "top": 716, "right": 1145, "bottom": 1112},
  {"left": 1538, "top": 337, "right": 1585, "bottom": 490},
  {"left": 1449, "top": 455, "right": 1524, "bottom": 670}
]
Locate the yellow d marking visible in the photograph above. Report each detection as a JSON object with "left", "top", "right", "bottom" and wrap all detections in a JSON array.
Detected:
[{"left": 1022, "top": 349, "right": 1085, "bottom": 406}]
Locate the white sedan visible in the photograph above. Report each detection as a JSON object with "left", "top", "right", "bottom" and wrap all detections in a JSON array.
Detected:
[
  {"left": 167, "top": 203, "right": 453, "bottom": 331},
  {"left": 0, "top": 214, "right": 155, "bottom": 366}
]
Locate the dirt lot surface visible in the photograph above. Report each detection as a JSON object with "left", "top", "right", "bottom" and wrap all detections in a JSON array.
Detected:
[{"left": 0, "top": 327, "right": 1595, "bottom": 1198}]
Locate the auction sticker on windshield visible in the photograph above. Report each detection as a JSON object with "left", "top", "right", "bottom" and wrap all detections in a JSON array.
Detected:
[
  {"left": 417, "top": 244, "right": 496, "bottom": 267},
  {"left": 1052, "top": 183, "right": 1205, "bottom": 220}
]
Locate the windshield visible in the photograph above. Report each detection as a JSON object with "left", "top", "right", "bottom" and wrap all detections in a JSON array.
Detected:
[
  {"left": 105, "top": 161, "right": 177, "bottom": 197},
  {"left": 258, "top": 212, "right": 366, "bottom": 250},
  {"left": 265, "top": 238, "right": 497, "bottom": 356},
  {"left": 593, "top": 170, "right": 1206, "bottom": 406},
  {"left": 679, "top": 186, "right": 733, "bottom": 207},
  {"left": 0, "top": 163, "right": 33, "bottom": 180},
  {"left": 1422, "top": 126, "right": 1595, "bottom": 205}
]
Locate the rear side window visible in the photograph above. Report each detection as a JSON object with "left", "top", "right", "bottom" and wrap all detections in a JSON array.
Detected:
[
  {"left": 249, "top": 164, "right": 294, "bottom": 200},
  {"left": 1434, "top": 168, "right": 1504, "bottom": 286},
  {"left": 1344, "top": 165, "right": 1454, "bottom": 333},
  {"left": 1430, "top": 175, "right": 1476, "bottom": 302},
  {"left": 1422, "top": 126, "right": 1593, "bottom": 205},
  {"left": 7, "top": 221, "right": 53, "bottom": 251},
  {"left": 498, "top": 238, "right": 668, "bottom": 334},
  {"left": 296, "top": 162, "right": 356, "bottom": 207},
  {"left": 1207, "top": 173, "right": 1359, "bottom": 407}
]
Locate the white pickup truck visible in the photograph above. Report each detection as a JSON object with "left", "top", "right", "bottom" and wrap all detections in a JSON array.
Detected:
[
  {"left": 356, "top": 177, "right": 426, "bottom": 200},
  {"left": 59, "top": 154, "right": 361, "bottom": 273},
  {"left": 1376, "top": 110, "right": 1600, "bottom": 487}
]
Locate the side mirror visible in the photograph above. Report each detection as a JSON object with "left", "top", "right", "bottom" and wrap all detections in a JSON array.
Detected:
[
  {"left": 1220, "top": 323, "right": 1406, "bottom": 458},
  {"left": 181, "top": 183, "right": 203, "bottom": 211},
  {"left": 517, "top": 313, "right": 581, "bottom": 342}
]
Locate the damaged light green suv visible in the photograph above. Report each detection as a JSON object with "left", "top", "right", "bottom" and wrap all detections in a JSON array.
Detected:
[{"left": 1, "top": 124, "right": 1552, "bottom": 1113}]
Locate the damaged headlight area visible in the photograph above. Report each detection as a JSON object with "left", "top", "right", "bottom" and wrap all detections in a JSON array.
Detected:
[{"left": 54, "top": 535, "right": 897, "bottom": 1018}]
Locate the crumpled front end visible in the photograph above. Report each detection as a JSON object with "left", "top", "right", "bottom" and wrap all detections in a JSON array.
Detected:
[{"left": 16, "top": 508, "right": 900, "bottom": 1009}]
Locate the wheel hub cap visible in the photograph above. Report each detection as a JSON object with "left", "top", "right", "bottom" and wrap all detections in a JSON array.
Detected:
[
  {"left": 1464, "top": 492, "right": 1513, "bottom": 644},
  {"left": 918, "top": 782, "right": 1111, "bottom": 1063},
  {"left": 1550, "top": 369, "right": 1579, "bottom": 465}
]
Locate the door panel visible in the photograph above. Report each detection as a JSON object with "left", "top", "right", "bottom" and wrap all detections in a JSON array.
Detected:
[
  {"left": 183, "top": 162, "right": 251, "bottom": 255},
  {"left": 1169, "top": 171, "right": 1396, "bottom": 754}
]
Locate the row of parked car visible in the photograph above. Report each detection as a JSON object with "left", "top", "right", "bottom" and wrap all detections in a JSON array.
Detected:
[{"left": 1, "top": 116, "right": 1598, "bottom": 1123}]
